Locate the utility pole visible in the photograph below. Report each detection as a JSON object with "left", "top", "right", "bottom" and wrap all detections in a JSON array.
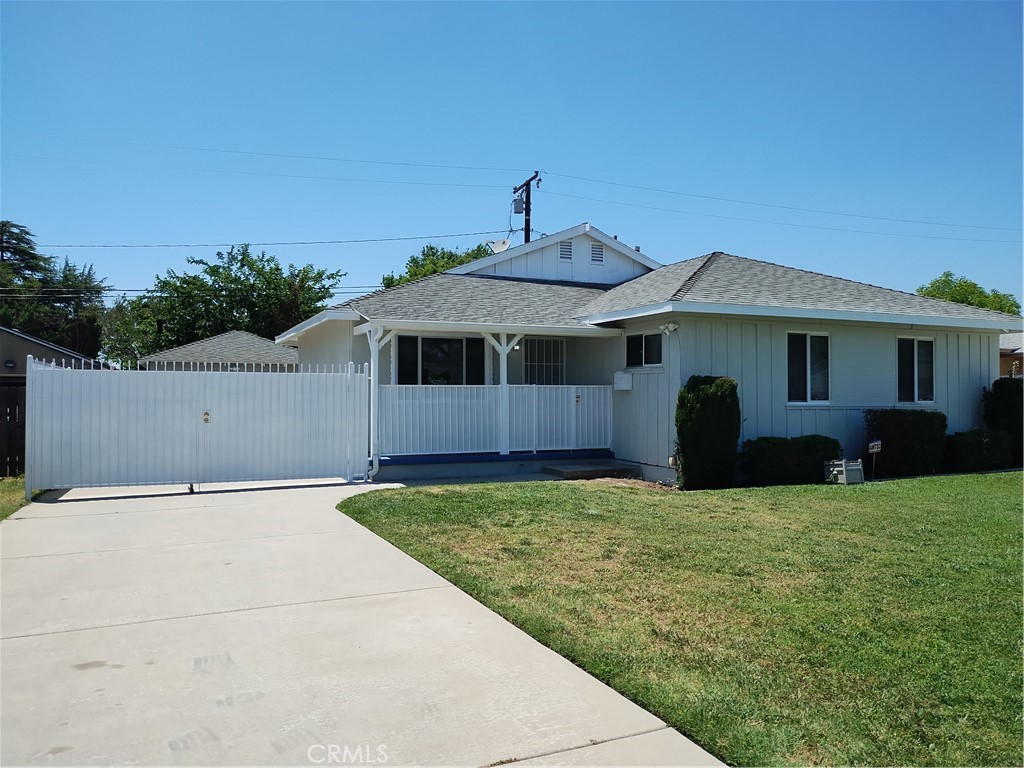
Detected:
[{"left": 513, "top": 171, "right": 540, "bottom": 243}]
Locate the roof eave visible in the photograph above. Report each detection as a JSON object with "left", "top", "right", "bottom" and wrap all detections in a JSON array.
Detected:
[
  {"left": 275, "top": 308, "right": 363, "bottom": 346},
  {"left": 582, "top": 301, "right": 1024, "bottom": 332},
  {"left": 352, "top": 318, "right": 621, "bottom": 338}
]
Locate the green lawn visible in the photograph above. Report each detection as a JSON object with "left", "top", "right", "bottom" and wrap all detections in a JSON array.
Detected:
[
  {"left": 0, "top": 475, "right": 29, "bottom": 521},
  {"left": 341, "top": 473, "right": 1023, "bottom": 766}
]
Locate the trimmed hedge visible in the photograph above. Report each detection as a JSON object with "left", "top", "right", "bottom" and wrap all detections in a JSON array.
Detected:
[
  {"left": 944, "top": 429, "right": 1014, "bottom": 473},
  {"left": 863, "top": 408, "right": 947, "bottom": 478},
  {"left": 742, "top": 435, "right": 842, "bottom": 487},
  {"left": 982, "top": 378, "right": 1023, "bottom": 466},
  {"left": 675, "top": 376, "right": 740, "bottom": 490}
]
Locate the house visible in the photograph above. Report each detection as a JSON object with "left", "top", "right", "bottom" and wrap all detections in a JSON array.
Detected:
[
  {"left": 999, "top": 333, "right": 1022, "bottom": 377},
  {"left": 1, "top": 326, "right": 103, "bottom": 477},
  {"left": 276, "top": 223, "right": 1023, "bottom": 482},
  {"left": 140, "top": 330, "right": 299, "bottom": 371}
]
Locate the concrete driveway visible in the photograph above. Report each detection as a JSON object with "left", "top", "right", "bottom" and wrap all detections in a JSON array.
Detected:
[{"left": 1, "top": 483, "right": 720, "bottom": 766}]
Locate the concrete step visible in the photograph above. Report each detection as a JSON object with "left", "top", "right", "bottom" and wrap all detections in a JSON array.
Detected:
[{"left": 542, "top": 462, "right": 644, "bottom": 480}]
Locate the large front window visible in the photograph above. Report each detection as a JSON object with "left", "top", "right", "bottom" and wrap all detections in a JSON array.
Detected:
[
  {"left": 396, "top": 336, "right": 485, "bottom": 385},
  {"left": 788, "top": 333, "right": 829, "bottom": 402},
  {"left": 897, "top": 338, "right": 934, "bottom": 402}
]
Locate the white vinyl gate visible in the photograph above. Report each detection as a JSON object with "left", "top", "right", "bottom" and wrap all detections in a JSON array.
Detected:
[{"left": 24, "top": 358, "right": 369, "bottom": 495}]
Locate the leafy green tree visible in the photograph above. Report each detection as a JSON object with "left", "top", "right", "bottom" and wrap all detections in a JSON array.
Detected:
[
  {"left": 0, "top": 221, "right": 107, "bottom": 357},
  {"left": 916, "top": 271, "right": 1021, "bottom": 315},
  {"left": 101, "top": 245, "right": 344, "bottom": 365},
  {"left": 381, "top": 243, "right": 491, "bottom": 288}
]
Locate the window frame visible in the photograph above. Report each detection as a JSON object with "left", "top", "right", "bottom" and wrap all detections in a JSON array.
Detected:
[
  {"left": 522, "top": 337, "right": 566, "bottom": 385},
  {"left": 393, "top": 334, "right": 486, "bottom": 385},
  {"left": 896, "top": 336, "right": 936, "bottom": 404},
  {"left": 625, "top": 332, "right": 663, "bottom": 369},
  {"left": 786, "top": 331, "right": 831, "bottom": 405}
]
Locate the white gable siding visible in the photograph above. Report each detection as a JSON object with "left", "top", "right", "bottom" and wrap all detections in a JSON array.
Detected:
[{"left": 465, "top": 234, "right": 648, "bottom": 285}]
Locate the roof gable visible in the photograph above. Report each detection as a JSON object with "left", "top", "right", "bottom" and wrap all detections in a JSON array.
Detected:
[{"left": 447, "top": 223, "right": 661, "bottom": 280}]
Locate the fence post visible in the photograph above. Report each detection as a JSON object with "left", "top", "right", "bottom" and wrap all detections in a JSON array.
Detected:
[{"left": 24, "top": 356, "right": 33, "bottom": 501}]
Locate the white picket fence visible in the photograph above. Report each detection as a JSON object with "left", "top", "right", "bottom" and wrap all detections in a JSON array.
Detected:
[
  {"left": 25, "top": 358, "right": 369, "bottom": 493},
  {"left": 379, "top": 384, "right": 612, "bottom": 455}
]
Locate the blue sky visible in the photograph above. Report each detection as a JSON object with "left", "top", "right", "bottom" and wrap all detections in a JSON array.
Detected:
[{"left": 2, "top": 1, "right": 1021, "bottom": 308}]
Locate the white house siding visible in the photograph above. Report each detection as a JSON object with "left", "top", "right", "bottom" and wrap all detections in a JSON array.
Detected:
[
  {"left": 671, "top": 315, "right": 999, "bottom": 459},
  {"left": 611, "top": 321, "right": 681, "bottom": 480},
  {"left": 296, "top": 320, "right": 354, "bottom": 366},
  {"left": 465, "top": 234, "right": 649, "bottom": 285}
]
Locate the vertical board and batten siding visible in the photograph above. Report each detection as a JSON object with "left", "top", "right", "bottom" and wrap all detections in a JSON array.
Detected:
[
  {"left": 465, "top": 234, "right": 649, "bottom": 285},
  {"left": 25, "top": 360, "right": 369, "bottom": 491},
  {"left": 674, "top": 316, "right": 999, "bottom": 458}
]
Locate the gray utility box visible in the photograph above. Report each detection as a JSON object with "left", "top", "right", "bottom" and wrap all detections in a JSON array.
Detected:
[{"left": 825, "top": 459, "right": 865, "bottom": 485}]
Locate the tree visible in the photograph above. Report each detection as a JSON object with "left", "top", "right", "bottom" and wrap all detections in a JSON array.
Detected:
[
  {"left": 101, "top": 245, "right": 344, "bottom": 366},
  {"left": 0, "top": 221, "right": 107, "bottom": 357},
  {"left": 916, "top": 271, "right": 1021, "bottom": 315},
  {"left": 381, "top": 243, "right": 491, "bottom": 288}
]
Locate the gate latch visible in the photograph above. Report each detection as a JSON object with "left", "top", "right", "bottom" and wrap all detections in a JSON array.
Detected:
[
  {"left": 575, "top": 394, "right": 581, "bottom": 405},
  {"left": 203, "top": 411, "right": 210, "bottom": 423}
]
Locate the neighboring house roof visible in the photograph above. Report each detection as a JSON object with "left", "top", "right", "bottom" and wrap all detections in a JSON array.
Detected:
[
  {"left": 1, "top": 325, "right": 96, "bottom": 363},
  {"left": 340, "top": 273, "right": 608, "bottom": 330},
  {"left": 140, "top": 330, "right": 298, "bottom": 365},
  {"left": 581, "top": 252, "right": 1023, "bottom": 331},
  {"left": 1000, "top": 333, "right": 1023, "bottom": 354}
]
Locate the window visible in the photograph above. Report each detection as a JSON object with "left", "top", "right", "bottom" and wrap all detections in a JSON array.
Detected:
[
  {"left": 625, "top": 333, "right": 662, "bottom": 367},
  {"left": 897, "top": 338, "right": 934, "bottom": 402},
  {"left": 590, "top": 243, "right": 604, "bottom": 264},
  {"left": 395, "top": 336, "right": 485, "bottom": 385},
  {"left": 558, "top": 240, "right": 573, "bottom": 261},
  {"left": 787, "top": 333, "right": 829, "bottom": 402},
  {"left": 524, "top": 338, "right": 565, "bottom": 385}
]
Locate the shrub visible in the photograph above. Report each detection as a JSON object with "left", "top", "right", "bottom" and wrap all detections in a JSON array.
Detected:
[
  {"left": 675, "top": 376, "right": 740, "bottom": 490},
  {"left": 863, "top": 409, "right": 947, "bottom": 478},
  {"left": 982, "top": 378, "right": 1023, "bottom": 466},
  {"left": 742, "top": 435, "right": 842, "bottom": 487},
  {"left": 944, "top": 429, "right": 1013, "bottom": 473}
]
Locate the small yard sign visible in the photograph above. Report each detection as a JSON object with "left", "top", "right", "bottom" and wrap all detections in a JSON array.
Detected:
[{"left": 868, "top": 440, "right": 882, "bottom": 454}]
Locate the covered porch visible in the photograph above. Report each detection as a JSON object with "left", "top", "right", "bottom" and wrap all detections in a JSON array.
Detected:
[{"left": 359, "top": 321, "right": 620, "bottom": 459}]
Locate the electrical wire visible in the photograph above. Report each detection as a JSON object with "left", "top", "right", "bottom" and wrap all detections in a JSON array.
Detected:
[
  {"left": 4, "top": 155, "right": 512, "bottom": 190},
  {"left": 537, "top": 190, "right": 1023, "bottom": 245},
  {"left": 6, "top": 131, "right": 534, "bottom": 174},
  {"left": 31, "top": 229, "right": 509, "bottom": 249},
  {"left": 542, "top": 171, "right": 1020, "bottom": 232}
]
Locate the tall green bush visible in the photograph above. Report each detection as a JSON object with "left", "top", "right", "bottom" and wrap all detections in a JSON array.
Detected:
[
  {"left": 742, "top": 435, "right": 842, "bottom": 487},
  {"left": 863, "top": 409, "right": 947, "bottom": 478},
  {"left": 982, "top": 378, "right": 1023, "bottom": 466},
  {"left": 944, "top": 430, "right": 1013, "bottom": 473},
  {"left": 675, "top": 376, "right": 740, "bottom": 490}
]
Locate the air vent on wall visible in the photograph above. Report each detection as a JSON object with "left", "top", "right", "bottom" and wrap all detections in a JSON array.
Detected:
[
  {"left": 559, "top": 240, "right": 573, "bottom": 260},
  {"left": 591, "top": 243, "right": 604, "bottom": 264}
]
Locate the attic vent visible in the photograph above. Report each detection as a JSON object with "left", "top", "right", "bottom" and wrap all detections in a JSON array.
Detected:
[
  {"left": 590, "top": 243, "right": 604, "bottom": 264},
  {"left": 559, "top": 240, "right": 573, "bottom": 261}
]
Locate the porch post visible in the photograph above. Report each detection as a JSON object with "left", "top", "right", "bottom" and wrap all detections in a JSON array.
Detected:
[
  {"left": 366, "top": 325, "right": 396, "bottom": 479},
  {"left": 484, "top": 332, "right": 524, "bottom": 456}
]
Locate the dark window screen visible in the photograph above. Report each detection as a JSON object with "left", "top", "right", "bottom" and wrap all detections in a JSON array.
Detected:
[
  {"left": 897, "top": 338, "right": 915, "bottom": 402},
  {"left": 397, "top": 336, "right": 418, "bottom": 385},
  {"left": 809, "top": 335, "right": 829, "bottom": 401},
  {"left": 787, "top": 333, "right": 807, "bottom": 402},
  {"left": 917, "top": 340, "right": 934, "bottom": 402},
  {"left": 626, "top": 335, "right": 644, "bottom": 367},
  {"left": 465, "top": 338, "right": 485, "bottom": 385},
  {"left": 421, "top": 338, "right": 463, "bottom": 385},
  {"left": 644, "top": 334, "right": 663, "bottom": 365}
]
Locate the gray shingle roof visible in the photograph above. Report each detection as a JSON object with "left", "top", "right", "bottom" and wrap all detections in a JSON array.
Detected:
[
  {"left": 1001, "top": 333, "right": 1023, "bottom": 353},
  {"left": 338, "top": 273, "right": 607, "bottom": 328},
  {"left": 582, "top": 252, "right": 1023, "bottom": 325},
  {"left": 140, "top": 330, "right": 299, "bottom": 364}
]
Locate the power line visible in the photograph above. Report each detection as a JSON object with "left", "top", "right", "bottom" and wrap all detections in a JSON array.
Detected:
[
  {"left": 4, "top": 154, "right": 512, "bottom": 190},
  {"left": 538, "top": 190, "right": 1023, "bottom": 245},
  {"left": 7, "top": 131, "right": 534, "bottom": 174},
  {"left": 33, "top": 230, "right": 509, "bottom": 249},
  {"left": 543, "top": 171, "right": 1020, "bottom": 232}
]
